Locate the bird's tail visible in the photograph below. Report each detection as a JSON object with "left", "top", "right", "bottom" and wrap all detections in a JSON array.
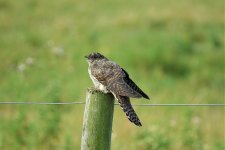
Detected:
[{"left": 116, "top": 95, "right": 142, "bottom": 127}]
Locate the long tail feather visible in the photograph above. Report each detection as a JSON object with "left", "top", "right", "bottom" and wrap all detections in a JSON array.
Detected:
[{"left": 116, "top": 95, "right": 142, "bottom": 127}]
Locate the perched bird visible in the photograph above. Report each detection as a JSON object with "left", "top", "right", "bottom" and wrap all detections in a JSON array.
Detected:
[{"left": 85, "top": 52, "right": 150, "bottom": 127}]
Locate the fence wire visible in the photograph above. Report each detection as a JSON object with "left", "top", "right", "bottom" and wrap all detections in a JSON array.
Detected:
[
  {"left": 0, "top": 101, "right": 224, "bottom": 106},
  {"left": 0, "top": 101, "right": 85, "bottom": 105}
]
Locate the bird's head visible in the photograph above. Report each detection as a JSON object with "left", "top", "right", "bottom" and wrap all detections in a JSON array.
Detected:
[{"left": 85, "top": 52, "right": 107, "bottom": 63}]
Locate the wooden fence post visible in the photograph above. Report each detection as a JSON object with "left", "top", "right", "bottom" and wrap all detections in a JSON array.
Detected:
[{"left": 81, "top": 89, "right": 114, "bottom": 150}]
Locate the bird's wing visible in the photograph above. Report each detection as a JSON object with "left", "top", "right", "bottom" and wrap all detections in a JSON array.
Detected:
[
  {"left": 107, "top": 68, "right": 149, "bottom": 99},
  {"left": 90, "top": 60, "right": 115, "bottom": 85}
]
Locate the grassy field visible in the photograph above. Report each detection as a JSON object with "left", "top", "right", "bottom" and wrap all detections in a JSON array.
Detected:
[{"left": 0, "top": 0, "right": 224, "bottom": 149}]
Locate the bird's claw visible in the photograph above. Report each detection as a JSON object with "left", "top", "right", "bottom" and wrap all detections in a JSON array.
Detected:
[{"left": 87, "top": 87, "right": 102, "bottom": 93}]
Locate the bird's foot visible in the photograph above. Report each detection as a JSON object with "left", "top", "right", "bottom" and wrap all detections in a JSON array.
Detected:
[
  {"left": 87, "top": 87, "right": 102, "bottom": 94},
  {"left": 87, "top": 87, "right": 110, "bottom": 94}
]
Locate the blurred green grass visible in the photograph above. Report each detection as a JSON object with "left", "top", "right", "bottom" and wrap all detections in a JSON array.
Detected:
[{"left": 0, "top": 0, "right": 224, "bottom": 149}]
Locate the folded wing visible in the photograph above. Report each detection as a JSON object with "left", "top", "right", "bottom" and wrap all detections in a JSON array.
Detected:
[{"left": 107, "top": 68, "right": 149, "bottom": 99}]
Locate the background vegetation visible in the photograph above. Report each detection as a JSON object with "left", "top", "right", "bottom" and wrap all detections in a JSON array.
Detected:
[{"left": 0, "top": 0, "right": 224, "bottom": 149}]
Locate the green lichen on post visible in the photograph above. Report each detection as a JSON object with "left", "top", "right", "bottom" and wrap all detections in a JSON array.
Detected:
[{"left": 81, "top": 89, "right": 114, "bottom": 150}]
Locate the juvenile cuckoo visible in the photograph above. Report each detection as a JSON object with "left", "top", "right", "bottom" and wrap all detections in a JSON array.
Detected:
[{"left": 85, "top": 52, "right": 150, "bottom": 127}]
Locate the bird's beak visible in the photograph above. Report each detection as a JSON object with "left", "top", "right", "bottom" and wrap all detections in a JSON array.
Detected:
[{"left": 84, "top": 55, "right": 88, "bottom": 59}]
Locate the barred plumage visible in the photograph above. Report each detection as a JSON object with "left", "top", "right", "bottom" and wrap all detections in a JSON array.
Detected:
[
  {"left": 85, "top": 52, "right": 150, "bottom": 127},
  {"left": 116, "top": 95, "right": 142, "bottom": 127}
]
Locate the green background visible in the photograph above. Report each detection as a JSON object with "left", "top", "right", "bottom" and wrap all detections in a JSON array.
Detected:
[{"left": 0, "top": 0, "right": 224, "bottom": 149}]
